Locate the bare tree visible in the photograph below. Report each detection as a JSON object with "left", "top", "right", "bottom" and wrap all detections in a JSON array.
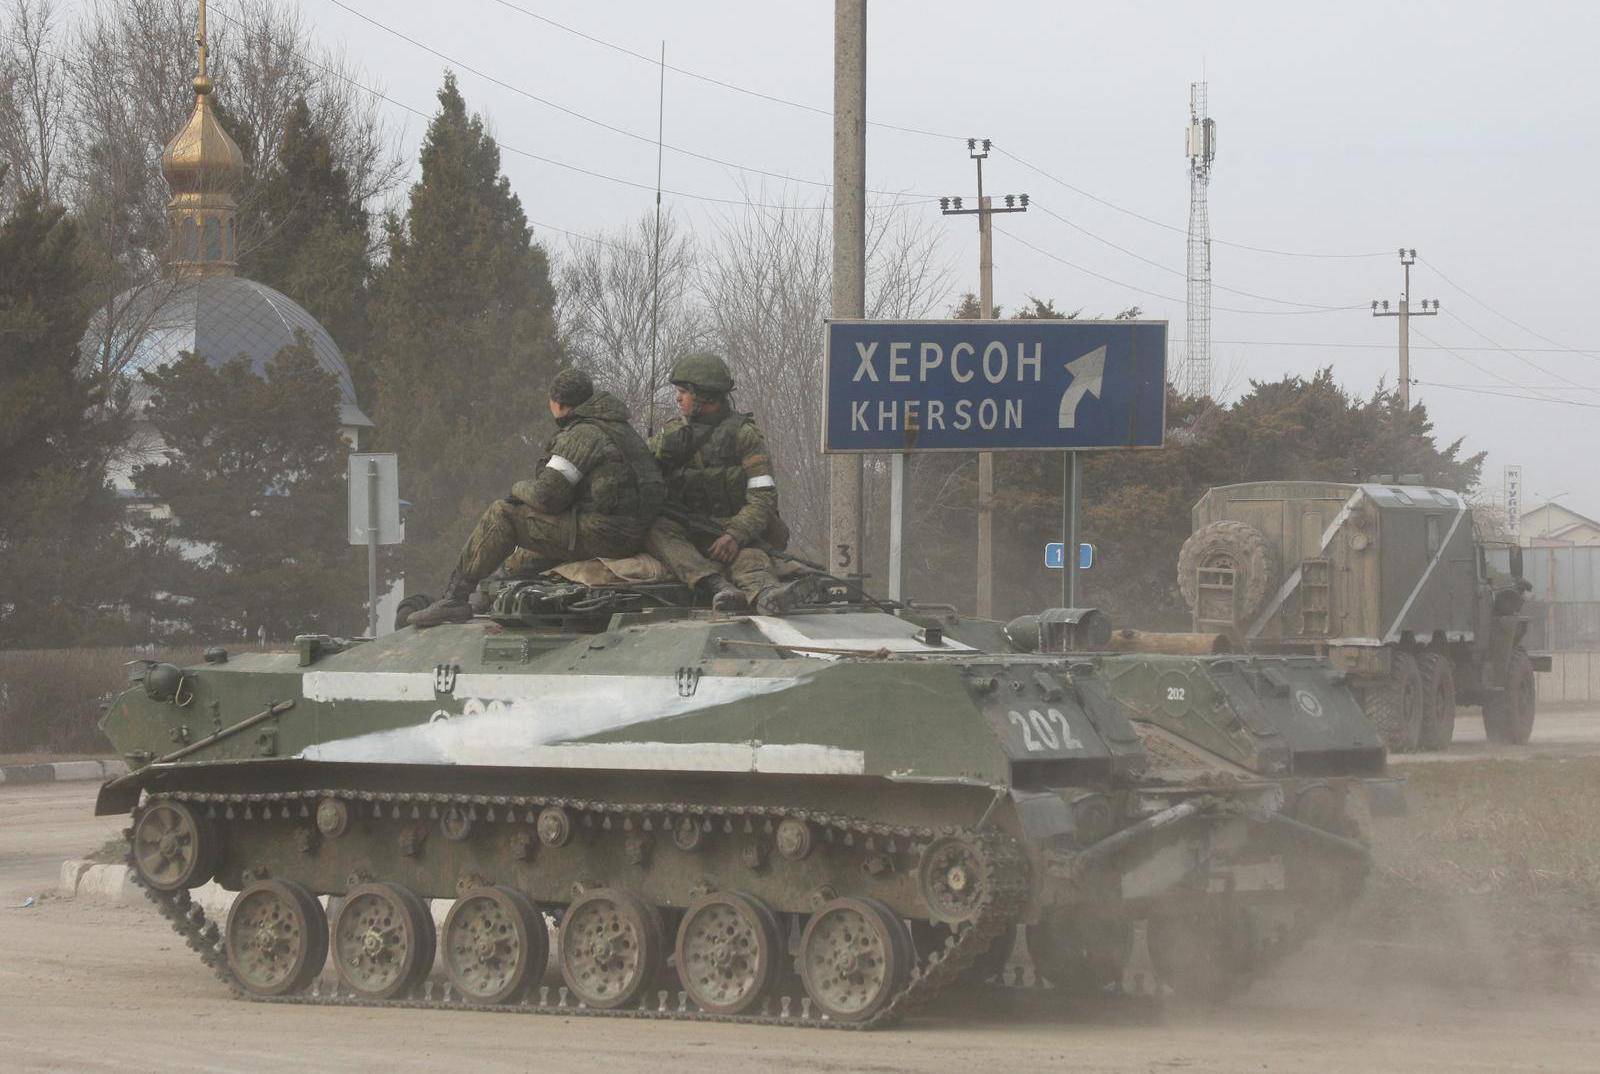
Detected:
[
  {"left": 0, "top": 0, "right": 70, "bottom": 207},
  {"left": 555, "top": 211, "right": 711, "bottom": 430},
  {"left": 698, "top": 195, "right": 956, "bottom": 557},
  {"left": 68, "top": 0, "right": 402, "bottom": 272}
]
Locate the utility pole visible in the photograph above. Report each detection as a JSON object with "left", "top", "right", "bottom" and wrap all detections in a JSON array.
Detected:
[
  {"left": 940, "top": 139, "right": 1027, "bottom": 618},
  {"left": 828, "top": 0, "right": 866, "bottom": 584},
  {"left": 1371, "top": 248, "right": 1439, "bottom": 409}
]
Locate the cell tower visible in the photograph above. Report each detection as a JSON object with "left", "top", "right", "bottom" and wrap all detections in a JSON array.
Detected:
[{"left": 1185, "top": 82, "right": 1217, "bottom": 397}]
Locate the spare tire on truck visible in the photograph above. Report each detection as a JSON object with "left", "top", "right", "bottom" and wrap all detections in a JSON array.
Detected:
[{"left": 1177, "top": 521, "right": 1277, "bottom": 633}]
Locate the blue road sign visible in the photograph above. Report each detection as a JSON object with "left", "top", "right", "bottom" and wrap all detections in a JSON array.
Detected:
[
  {"left": 1045, "top": 543, "right": 1094, "bottom": 570},
  {"left": 824, "top": 319, "right": 1167, "bottom": 453}
]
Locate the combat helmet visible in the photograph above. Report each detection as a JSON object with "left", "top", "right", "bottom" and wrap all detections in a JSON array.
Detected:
[{"left": 669, "top": 352, "right": 735, "bottom": 396}]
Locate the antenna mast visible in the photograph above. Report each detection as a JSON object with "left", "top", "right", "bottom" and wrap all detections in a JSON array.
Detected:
[{"left": 1185, "top": 82, "right": 1216, "bottom": 398}]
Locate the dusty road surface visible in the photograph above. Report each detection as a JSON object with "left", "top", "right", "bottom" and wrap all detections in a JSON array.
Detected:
[
  {"left": 1401, "top": 705, "right": 1600, "bottom": 763},
  {"left": 4, "top": 781, "right": 1598, "bottom": 1073}
]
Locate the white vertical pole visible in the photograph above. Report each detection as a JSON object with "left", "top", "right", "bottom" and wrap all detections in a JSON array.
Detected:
[
  {"left": 888, "top": 453, "right": 904, "bottom": 601},
  {"left": 366, "top": 459, "right": 379, "bottom": 637}
]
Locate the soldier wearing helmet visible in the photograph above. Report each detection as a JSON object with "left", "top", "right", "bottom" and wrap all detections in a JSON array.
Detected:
[
  {"left": 408, "top": 367, "right": 665, "bottom": 627},
  {"left": 646, "top": 353, "right": 802, "bottom": 614}
]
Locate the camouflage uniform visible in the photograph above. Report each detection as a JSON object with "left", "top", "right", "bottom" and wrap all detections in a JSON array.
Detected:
[
  {"left": 451, "top": 391, "right": 664, "bottom": 586},
  {"left": 646, "top": 410, "right": 788, "bottom": 600}
]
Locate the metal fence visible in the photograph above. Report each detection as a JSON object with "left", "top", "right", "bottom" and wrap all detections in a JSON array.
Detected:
[{"left": 1488, "top": 546, "right": 1600, "bottom": 651}]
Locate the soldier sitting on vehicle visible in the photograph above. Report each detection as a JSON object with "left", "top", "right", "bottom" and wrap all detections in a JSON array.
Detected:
[
  {"left": 407, "top": 367, "right": 665, "bottom": 628},
  {"left": 645, "top": 353, "right": 806, "bottom": 614}
]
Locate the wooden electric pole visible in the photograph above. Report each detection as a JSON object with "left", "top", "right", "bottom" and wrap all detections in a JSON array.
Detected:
[
  {"left": 940, "top": 140, "right": 1027, "bottom": 618},
  {"left": 1371, "top": 248, "right": 1439, "bottom": 410}
]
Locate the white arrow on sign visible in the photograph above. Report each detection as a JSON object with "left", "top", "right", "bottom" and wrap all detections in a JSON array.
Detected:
[{"left": 1057, "top": 345, "right": 1105, "bottom": 429}]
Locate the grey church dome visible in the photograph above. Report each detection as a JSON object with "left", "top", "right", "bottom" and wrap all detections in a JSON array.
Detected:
[{"left": 80, "top": 275, "right": 371, "bottom": 429}]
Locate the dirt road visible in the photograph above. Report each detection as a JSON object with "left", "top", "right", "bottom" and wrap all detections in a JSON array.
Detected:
[
  {"left": 1399, "top": 706, "right": 1600, "bottom": 763},
  {"left": 3, "top": 781, "right": 1597, "bottom": 1073}
]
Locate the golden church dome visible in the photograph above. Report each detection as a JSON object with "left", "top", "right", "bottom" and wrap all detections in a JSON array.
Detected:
[
  {"left": 160, "top": 74, "right": 244, "bottom": 198},
  {"left": 161, "top": 3, "right": 243, "bottom": 278}
]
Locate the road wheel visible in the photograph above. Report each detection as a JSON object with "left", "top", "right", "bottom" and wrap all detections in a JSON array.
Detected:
[
  {"left": 558, "top": 888, "right": 665, "bottom": 1010},
  {"left": 1415, "top": 652, "right": 1457, "bottom": 752},
  {"left": 225, "top": 879, "right": 328, "bottom": 996},
  {"left": 1484, "top": 650, "right": 1537, "bottom": 744},
  {"left": 1177, "top": 521, "right": 1276, "bottom": 631},
  {"left": 332, "top": 882, "right": 436, "bottom": 999},
  {"left": 442, "top": 885, "right": 548, "bottom": 1005},
  {"left": 674, "top": 891, "right": 783, "bottom": 1015},
  {"left": 798, "top": 897, "right": 910, "bottom": 1022},
  {"left": 1362, "top": 652, "right": 1424, "bottom": 752}
]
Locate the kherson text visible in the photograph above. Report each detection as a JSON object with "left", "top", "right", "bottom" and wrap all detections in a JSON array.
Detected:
[{"left": 847, "top": 339, "right": 1040, "bottom": 432}]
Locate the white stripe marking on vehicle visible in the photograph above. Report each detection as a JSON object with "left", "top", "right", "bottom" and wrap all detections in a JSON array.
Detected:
[
  {"left": 1383, "top": 501, "right": 1469, "bottom": 643},
  {"left": 1246, "top": 488, "right": 1368, "bottom": 640}
]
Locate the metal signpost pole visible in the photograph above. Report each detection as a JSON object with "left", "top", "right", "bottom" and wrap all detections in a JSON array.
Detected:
[
  {"left": 888, "top": 455, "right": 904, "bottom": 600},
  {"left": 1062, "top": 452, "right": 1081, "bottom": 607},
  {"left": 366, "top": 458, "right": 379, "bottom": 637},
  {"left": 828, "top": 0, "right": 867, "bottom": 584}
]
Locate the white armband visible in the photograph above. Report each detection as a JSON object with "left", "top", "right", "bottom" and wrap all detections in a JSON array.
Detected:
[
  {"left": 546, "top": 455, "right": 583, "bottom": 484},
  {"left": 746, "top": 475, "right": 776, "bottom": 490}
]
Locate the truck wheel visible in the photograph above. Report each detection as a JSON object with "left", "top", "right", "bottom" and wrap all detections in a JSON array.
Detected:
[
  {"left": 1483, "top": 650, "right": 1536, "bottom": 744},
  {"left": 1363, "top": 652, "right": 1423, "bottom": 752},
  {"left": 1415, "top": 652, "right": 1457, "bottom": 752},
  {"left": 1177, "top": 521, "right": 1276, "bottom": 631}
]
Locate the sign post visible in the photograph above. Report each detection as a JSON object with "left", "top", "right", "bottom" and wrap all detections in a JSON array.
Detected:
[
  {"left": 348, "top": 453, "right": 402, "bottom": 636},
  {"left": 824, "top": 320, "right": 1166, "bottom": 610}
]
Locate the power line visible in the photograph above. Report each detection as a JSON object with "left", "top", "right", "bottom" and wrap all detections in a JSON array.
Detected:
[
  {"left": 1411, "top": 325, "right": 1564, "bottom": 402},
  {"left": 1032, "top": 200, "right": 1352, "bottom": 310},
  {"left": 994, "top": 223, "right": 1364, "bottom": 316},
  {"left": 1169, "top": 336, "right": 1600, "bottom": 363},
  {"left": 528, "top": 218, "right": 647, "bottom": 256},
  {"left": 1422, "top": 256, "right": 1600, "bottom": 362},
  {"left": 1412, "top": 380, "right": 1600, "bottom": 410},
  {"left": 994, "top": 144, "right": 1389, "bottom": 260},
  {"left": 201, "top": 5, "right": 895, "bottom": 213},
  {"left": 1439, "top": 308, "right": 1595, "bottom": 391},
  {"left": 323, "top": 0, "right": 934, "bottom": 202},
  {"left": 478, "top": 0, "right": 966, "bottom": 142}
]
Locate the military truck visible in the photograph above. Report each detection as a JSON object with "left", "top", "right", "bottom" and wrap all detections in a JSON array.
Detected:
[
  {"left": 97, "top": 575, "right": 1396, "bottom": 1027},
  {"left": 1177, "top": 479, "right": 1549, "bottom": 751}
]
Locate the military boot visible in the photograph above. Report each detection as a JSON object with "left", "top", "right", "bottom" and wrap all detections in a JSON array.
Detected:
[
  {"left": 698, "top": 575, "right": 749, "bottom": 613},
  {"left": 753, "top": 577, "right": 810, "bottom": 616},
  {"left": 406, "top": 573, "right": 476, "bottom": 628}
]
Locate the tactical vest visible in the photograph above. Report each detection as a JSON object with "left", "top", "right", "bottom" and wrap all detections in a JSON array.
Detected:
[
  {"left": 659, "top": 412, "right": 753, "bottom": 520},
  {"left": 562, "top": 417, "right": 666, "bottom": 521}
]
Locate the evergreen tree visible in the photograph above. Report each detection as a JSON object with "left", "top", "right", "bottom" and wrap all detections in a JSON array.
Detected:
[
  {"left": 132, "top": 336, "right": 365, "bottom": 640},
  {"left": 367, "top": 73, "right": 563, "bottom": 587},
  {"left": 238, "top": 97, "right": 371, "bottom": 364},
  {"left": 0, "top": 181, "right": 132, "bottom": 645},
  {"left": 901, "top": 293, "right": 1486, "bottom": 626}
]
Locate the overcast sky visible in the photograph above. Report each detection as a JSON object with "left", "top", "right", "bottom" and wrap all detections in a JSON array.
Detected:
[{"left": 279, "top": 0, "right": 1597, "bottom": 519}]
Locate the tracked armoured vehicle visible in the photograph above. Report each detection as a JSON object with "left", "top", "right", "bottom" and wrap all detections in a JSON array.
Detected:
[{"left": 98, "top": 576, "right": 1399, "bottom": 1027}]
